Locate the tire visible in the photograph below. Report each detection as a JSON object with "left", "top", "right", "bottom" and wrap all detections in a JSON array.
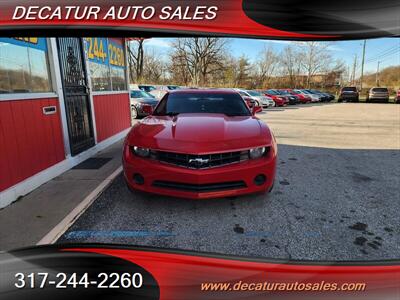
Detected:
[{"left": 131, "top": 106, "right": 138, "bottom": 122}]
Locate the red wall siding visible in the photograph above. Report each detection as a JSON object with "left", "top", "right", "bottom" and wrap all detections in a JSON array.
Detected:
[
  {"left": 0, "top": 98, "right": 65, "bottom": 192},
  {"left": 93, "top": 93, "right": 131, "bottom": 142}
]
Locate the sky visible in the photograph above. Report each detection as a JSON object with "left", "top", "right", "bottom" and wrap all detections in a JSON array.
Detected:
[{"left": 142, "top": 37, "right": 400, "bottom": 77}]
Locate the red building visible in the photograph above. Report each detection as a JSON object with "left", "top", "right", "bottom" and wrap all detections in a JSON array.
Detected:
[{"left": 0, "top": 37, "right": 131, "bottom": 208}]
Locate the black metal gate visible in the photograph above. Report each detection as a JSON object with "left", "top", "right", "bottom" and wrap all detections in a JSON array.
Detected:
[{"left": 57, "top": 38, "right": 95, "bottom": 156}]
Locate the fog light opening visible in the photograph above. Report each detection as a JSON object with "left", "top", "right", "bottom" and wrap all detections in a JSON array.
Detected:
[
  {"left": 133, "top": 173, "right": 145, "bottom": 185},
  {"left": 254, "top": 174, "right": 266, "bottom": 186}
]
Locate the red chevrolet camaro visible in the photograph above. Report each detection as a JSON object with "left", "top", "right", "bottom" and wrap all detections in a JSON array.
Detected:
[{"left": 123, "top": 89, "right": 277, "bottom": 199}]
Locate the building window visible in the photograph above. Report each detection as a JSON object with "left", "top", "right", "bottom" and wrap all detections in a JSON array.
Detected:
[
  {"left": 0, "top": 38, "right": 52, "bottom": 94},
  {"left": 89, "top": 61, "right": 111, "bottom": 91},
  {"left": 85, "top": 37, "right": 127, "bottom": 92}
]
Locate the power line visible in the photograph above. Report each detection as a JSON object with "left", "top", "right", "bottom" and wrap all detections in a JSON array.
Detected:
[
  {"left": 365, "top": 45, "right": 398, "bottom": 61},
  {"left": 365, "top": 46, "right": 399, "bottom": 63}
]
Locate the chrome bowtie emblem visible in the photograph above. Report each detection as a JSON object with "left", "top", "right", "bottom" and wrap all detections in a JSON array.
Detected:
[{"left": 188, "top": 158, "right": 209, "bottom": 167}]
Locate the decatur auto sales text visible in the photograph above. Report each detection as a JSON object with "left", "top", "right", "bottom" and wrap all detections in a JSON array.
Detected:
[{"left": 12, "top": 5, "right": 219, "bottom": 21}]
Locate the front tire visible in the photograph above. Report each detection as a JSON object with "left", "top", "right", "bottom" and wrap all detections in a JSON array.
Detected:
[{"left": 131, "top": 106, "right": 138, "bottom": 122}]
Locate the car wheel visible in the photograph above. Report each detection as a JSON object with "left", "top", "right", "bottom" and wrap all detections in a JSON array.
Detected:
[{"left": 131, "top": 106, "right": 138, "bottom": 121}]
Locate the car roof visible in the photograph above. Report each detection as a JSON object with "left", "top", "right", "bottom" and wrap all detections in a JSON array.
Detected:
[{"left": 169, "top": 88, "right": 239, "bottom": 95}]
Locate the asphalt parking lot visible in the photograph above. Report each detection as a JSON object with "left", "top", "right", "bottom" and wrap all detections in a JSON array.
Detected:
[{"left": 58, "top": 103, "right": 400, "bottom": 261}]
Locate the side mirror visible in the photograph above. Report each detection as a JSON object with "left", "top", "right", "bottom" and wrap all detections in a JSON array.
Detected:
[
  {"left": 142, "top": 105, "right": 153, "bottom": 115},
  {"left": 252, "top": 106, "right": 263, "bottom": 115}
]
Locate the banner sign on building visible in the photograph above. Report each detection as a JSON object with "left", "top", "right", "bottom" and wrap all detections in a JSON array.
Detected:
[{"left": 0, "top": 37, "right": 47, "bottom": 51}]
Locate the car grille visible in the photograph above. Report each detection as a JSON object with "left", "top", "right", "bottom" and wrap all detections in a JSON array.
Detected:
[
  {"left": 152, "top": 180, "right": 247, "bottom": 192},
  {"left": 150, "top": 150, "right": 249, "bottom": 169}
]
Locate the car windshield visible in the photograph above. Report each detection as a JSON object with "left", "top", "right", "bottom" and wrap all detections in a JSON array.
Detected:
[
  {"left": 139, "top": 85, "right": 156, "bottom": 92},
  {"left": 266, "top": 90, "right": 278, "bottom": 95},
  {"left": 153, "top": 92, "right": 251, "bottom": 117},
  {"left": 372, "top": 88, "right": 388, "bottom": 92},
  {"left": 342, "top": 87, "right": 357, "bottom": 92},
  {"left": 131, "top": 90, "right": 154, "bottom": 98},
  {"left": 167, "top": 86, "right": 180, "bottom": 90},
  {"left": 246, "top": 90, "right": 262, "bottom": 96}
]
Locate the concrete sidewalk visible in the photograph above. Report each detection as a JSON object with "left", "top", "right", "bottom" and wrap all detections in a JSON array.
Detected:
[{"left": 0, "top": 139, "right": 124, "bottom": 251}]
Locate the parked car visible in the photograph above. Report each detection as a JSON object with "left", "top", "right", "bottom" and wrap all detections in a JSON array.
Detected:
[
  {"left": 242, "top": 95, "right": 257, "bottom": 109},
  {"left": 396, "top": 89, "right": 400, "bottom": 103},
  {"left": 310, "top": 90, "right": 335, "bottom": 101},
  {"left": 236, "top": 89, "right": 275, "bottom": 108},
  {"left": 338, "top": 87, "right": 359, "bottom": 102},
  {"left": 276, "top": 90, "right": 300, "bottom": 105},
  {"left": 263, "top": 89, "right": 289, "bottom": 106},
  {"left": 300, "top": 89, "right": 323, "bottom": 102},
  {"left": 284, "top": 89, "right": 312, "bottom": 103},
  {"left": 150, "top": 85, "right": 181, "bottom": 99},
  {"left": 130, "top": 89, "right": 159, "bottom": 120},
  {"left": 138, "top": 84, "right": 157, "bottom": 93},
  {"left": 304, "top": 89, "right": 329, "bottom": 102},
  {"left": 366, "top": 87, "right": 390, "bottom": 103},
  {"left": 123, "top": 89, "right": 277, "bottom": 199}
]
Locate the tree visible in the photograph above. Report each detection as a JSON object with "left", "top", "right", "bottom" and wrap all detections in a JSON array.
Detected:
[
  {"left": 170, "top": 38, "right": 228, "bottom": 86},
  {"left": 234, "top": 55, "right": 251, "bottom": 87},
  {"left": 128, "top": 38, "right": 146, "bottom": 83},
  {"left": 280, "top": 45, "right": 301, "bottom": 88},
  {"left": 142, "top": 50, "right": 167, "bottom": 84},
  {"left": 297, "top": 42, "right": 332, "bottom": 88},
  {"left": 253, "top": 46, "right": 279, "bottom": 88}
]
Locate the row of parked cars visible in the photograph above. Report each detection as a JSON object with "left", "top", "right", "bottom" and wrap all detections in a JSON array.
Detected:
[
  {"left": 338, "top": 86, "right": 400, "bottom": 103},
  {"left": 129, "top": 84, "right": 400, "bottom": 120},
  {"left": 129, "top": 84, "right": 337, "bottom": 120},
  {"left": 236, "top": 88, "right": 335, "bottom": 108}
]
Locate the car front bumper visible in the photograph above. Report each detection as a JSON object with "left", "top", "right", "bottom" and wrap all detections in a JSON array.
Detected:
[
  {"left": 262, "top": 101, "right": 275, "bottom": 107},
  {"left": 123, "top": 146, "right": 277, "bottom": 199}
]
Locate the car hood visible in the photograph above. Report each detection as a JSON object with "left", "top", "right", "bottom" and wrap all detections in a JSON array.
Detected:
[{"left": 127, "top": 113, "right": 273, "bottom": 154}]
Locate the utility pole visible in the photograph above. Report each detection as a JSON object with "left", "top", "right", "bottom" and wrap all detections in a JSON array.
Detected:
[
  {"left": 360, "top": 40, "right": 366, "bottom": 90},
  {"left": 376, "top": 61, "right": 380, "bottom": 86},
  {"left": 351, "top": 54, "right": 357, "bottom": 85}
]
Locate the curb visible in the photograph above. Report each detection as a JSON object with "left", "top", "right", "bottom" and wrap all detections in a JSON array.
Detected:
[{"left": 37, "top": 166, "right": 123, "bottom": 245}]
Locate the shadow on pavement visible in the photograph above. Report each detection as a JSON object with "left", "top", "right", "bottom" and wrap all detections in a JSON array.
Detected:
[{"left": 57, "top": 144, "right": 400, "bottom": 262}]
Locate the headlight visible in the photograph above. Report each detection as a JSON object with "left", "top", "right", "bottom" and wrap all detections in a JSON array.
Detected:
[
  {"left": 249, "top": 147, "right": 266, "bottom": 159},
  {"left": 133, "top": 146, "right": 150, "bottom": 157}
]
